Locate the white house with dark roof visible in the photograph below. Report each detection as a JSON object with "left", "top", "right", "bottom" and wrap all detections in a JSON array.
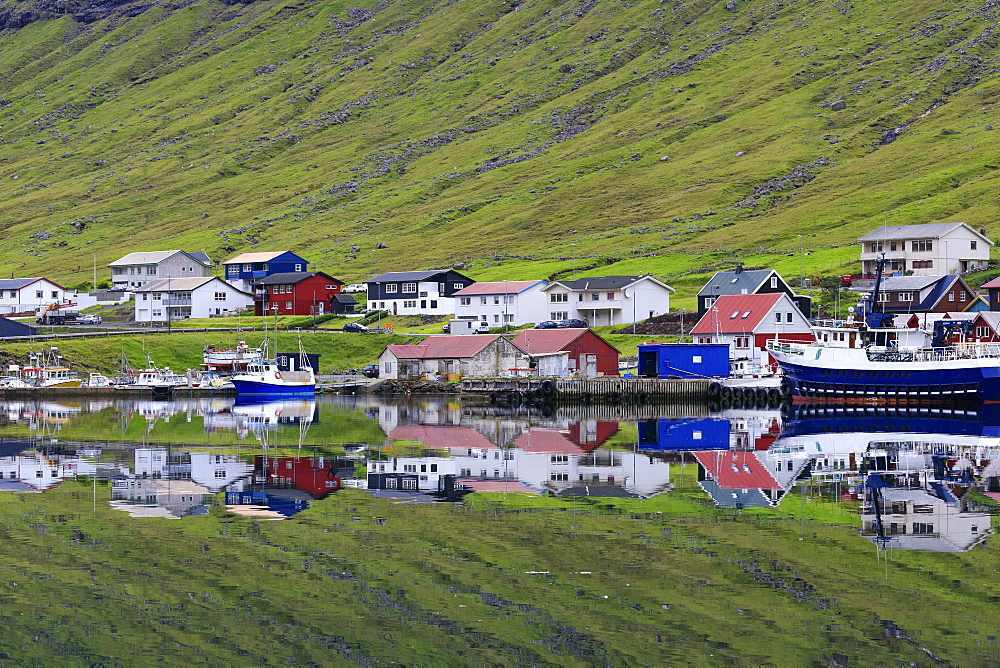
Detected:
[
  {"left": 109, "top": 251, "right": 212, "bottom": 290},
  {"left": 0, "top": 278, "right": 70, "bottom": 315},
  {"left": 133, "top": 276, "right": 253, "bottom": 322},
  {"left": 539, "top": 275, "right": 673, "bottom": 327},
  {"left": 453, "top": 280, "right": 548, "bottom": 327},
  {"left": 365, "top": 270, "right": 474, "bottom": 316},
  {"left": 859, "top": 222, "right": 992, "bottom": 276}
]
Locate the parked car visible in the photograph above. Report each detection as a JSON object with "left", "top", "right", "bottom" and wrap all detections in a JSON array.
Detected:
[
  {"left": 534, "top": 320, "right": 560, "bottom": 329},
  {"left": 342, "top": 322, "right": 369, "bottom": 333},
  {"left": 361, "top": 363, "right": 379, "bottom": 378},
  {"left": 343, "top": 284, "right": 368, "bottom": 293},
  {"left": 78, "top": 314, "right": 102, "bottom": 324},
  {"left": 555, "top": 319, "right": 588, "bottom": 328}
]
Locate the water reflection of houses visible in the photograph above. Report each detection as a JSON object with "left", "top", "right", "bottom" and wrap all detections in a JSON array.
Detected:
[
  {"left": 0, "top": 439, "right": 100, "bottom": 493},
  {"left": 860, "top": 485, "right": 991, "bottom": 552},
  {"left": 367, "top": 422, "right": 672, "bottom": 498},
  {"left": 693, "top": 450, "right": 810, "bottom": 508},
  {"left": 110, "top": 448, "right": 254, "bottom": 519}
]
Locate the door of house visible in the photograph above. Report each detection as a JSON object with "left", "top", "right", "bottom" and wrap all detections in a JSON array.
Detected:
[{"left": 583, "top": 354, "right": 598, "bottom": 378}]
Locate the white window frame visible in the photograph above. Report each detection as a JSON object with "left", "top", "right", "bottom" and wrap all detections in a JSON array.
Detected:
[{"left": 385, "top": 284, "right": 398, "bottom": 294}]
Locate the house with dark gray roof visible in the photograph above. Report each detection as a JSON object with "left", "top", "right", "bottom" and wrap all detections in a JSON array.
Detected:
[
  {"left": 868, "top": 274, "right": 976, "bottom": 314},
  {"left": 859, "top": 222, "right": 992, "bottom": 276},
  {"left": 365, "top": 270, "right": 474, "bottom": 316},
  {"left": 696, "top": 266, "right": 811, "bottom": 319},
  {"left": 0, "top": 278, "right": 71, "bottom": 315},
  {"left": 539, "top": 275, "right": 673, "bottom": 327}
]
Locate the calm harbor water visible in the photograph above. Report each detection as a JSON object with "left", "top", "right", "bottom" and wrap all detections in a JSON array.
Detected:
[{"left": 0, "top": 394, "right": 997, "bottom": 664}]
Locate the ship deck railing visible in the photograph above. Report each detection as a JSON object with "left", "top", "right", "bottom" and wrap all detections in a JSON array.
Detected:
[{"left": 767, "top": 340, "right": 1000, "bottom": 362}]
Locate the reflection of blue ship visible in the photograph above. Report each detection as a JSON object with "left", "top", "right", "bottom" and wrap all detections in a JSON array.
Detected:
[
  {"left": 781, "top": 403, "right": 1000, "bottom": 439},
  {"left": 638, "top": 418, "right": 730, "bottom": 451},
  {"left": 225, "top": 491, "right": 310, "bottom": 518}
]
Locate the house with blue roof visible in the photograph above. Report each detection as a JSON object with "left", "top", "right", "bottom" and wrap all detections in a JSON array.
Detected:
[{"left": 696, "top": 265, "right": 811, "bottom": 319}]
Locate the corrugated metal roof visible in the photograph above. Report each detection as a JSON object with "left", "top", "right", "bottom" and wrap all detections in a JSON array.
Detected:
[
  {"left": 874, "top": 275, "right": 943, "bottom": 291},
  {"left": 453, "top": 280, "right": 545, "bottom": 296},
  {"left": 512, "top": 430, "right": 585, "bottom": 454},
  {"left": 385, "top": 334, "right": 502, "bottom": 359},
  {"left": 109, "top": 250, "right": 187, "bottom": 266},
  {"left": 0, "top": 278, "right": 44, "bottom": 290},
  {"left": 257, "top": 271, "right": 340, "bottom": 285},
  {"left": 690, "top": 293, "right": 786, "bottom": 334},
  {"left": 369, "top": 270, "right": 457, "bottom": 282},
  {"left": 694, "top": 450, "right": 780, "bottom": 490},
  {"left": 133, "top": 276, "right": 219, "bottom": 292},
  {"left": 547, "top": 275, "right": 673, "bottom": 291},
  {"left": 981, "top": 277, "right": 1000, "bottom": 289},
  {"left": 511, "top": 328, "right": 586, "bottom": 354},
  {"left": 858, "top": 222, "right": 992, "bottom": 243},
  {"left": 696, "top": 269, "right": 776, "bottom": 297},
  {"left": 223, "top": 251, "right": 290, "bottom": 264}
]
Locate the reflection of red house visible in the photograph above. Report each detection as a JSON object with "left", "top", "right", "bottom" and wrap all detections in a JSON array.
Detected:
[
  {"left": 566, "top": 421, "right": 620, "bottom": 452},
  {"left": 693, "top": 451, "right": 780, "bottom": 490},
  {"left": 512, "top": 329, "right": 620, "bottom": 377},
  {"left": 255, "top": 271, "right": 345, "bottom": 316},
  {"left": 388, "top": 425, "right": 498, "bottom": 450},
  {"left": 255, "top": 456, "right": 341, "bottom": 498}
]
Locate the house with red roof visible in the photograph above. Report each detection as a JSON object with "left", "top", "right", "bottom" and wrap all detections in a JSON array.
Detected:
[
  {"left": 693, "top": 450, "right": 787, "bottom": 508},
  {"left": 453, "top": 280, "right": 549, "bottom": 327},
  {"left": 511, "top": 328, "right": 620, "bottom": 377},
  {"left": 377, "top": 334, "right": 524, "bottom": 380},
  {"left": 690, "top": 292, "right": 812, "bottom": 374}
]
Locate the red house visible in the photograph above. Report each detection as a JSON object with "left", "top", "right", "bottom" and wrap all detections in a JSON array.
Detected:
[
  {"left": 511, "top": 329, "right": 620, "bottom": 377},
  {"left": 255, "top": 271, "right": 345, "bottom": 316},
  {"left": 255, "top": 456, "right": 342, "bottom": 499}
]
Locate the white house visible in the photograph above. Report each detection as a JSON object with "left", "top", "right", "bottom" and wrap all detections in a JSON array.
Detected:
[
  {"left": 539, "top": 275, "right": 673, "bottom": 327},
  {"left": 109, "top": 250, "right": 212, "bottom": 291},
  {"left": 0, "top": 278, "right": 71, "bottom": 315},
  {"left": 133, "top": 276, "right": 253, "bottom": 322},
  {"left": 366, "top": 270, "right": 474, "bottom": 317},
  {"left": 452, "top": 280, "right": 549, "bottom": 327},
  {"left": 859, "top": 222, "right": 992, "bottom": 276}
]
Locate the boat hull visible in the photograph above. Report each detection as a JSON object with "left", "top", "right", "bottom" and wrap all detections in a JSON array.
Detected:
[
  {"left": 771, "top": 346, "right": 1000, "bottom": 403},
  {"left": 230, "top": 379, "right": 315, "bottom": 396}
]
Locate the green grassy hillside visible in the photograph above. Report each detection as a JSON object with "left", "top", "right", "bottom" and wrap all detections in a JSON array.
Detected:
[{"left": 1, "top": 0, "right": 999, "bottom": 294}]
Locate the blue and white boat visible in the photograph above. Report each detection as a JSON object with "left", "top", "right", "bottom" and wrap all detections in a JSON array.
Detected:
[
  {"left": 768, "top": 255, "right": 1000, "bottom": 403},
  {"left": 230, "top": 361, "right": 315, "bottom": 396}
]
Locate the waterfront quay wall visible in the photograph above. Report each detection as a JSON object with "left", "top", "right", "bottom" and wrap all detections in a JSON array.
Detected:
[{"left": 460, "top": 377, "right": 709, "bottom": 403}]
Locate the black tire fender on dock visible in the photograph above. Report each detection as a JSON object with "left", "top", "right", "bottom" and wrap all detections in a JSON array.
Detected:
[
  {"left": 636, "top": 391, "right": 649, "bottom": 405},
  {"left": 731, "top": 387, "right": 745, "bottom": 400},
  {"left": 505, "top": 391, "right": 521, "bottom": 405},
  {"left": 605, "top": 392, "right": 622, "bottom": 404},
  {"left": 581, "top": 392, "right": 593, "bottom": 405},
  {"left": 720, "top": 385, "right": 733, "bottom": 400},
  {"left": 779, "top": 378, "right": 794, "bottom": 397},
  {"left": 755, "top": 388, "right": 768, "bottom": 403},
  {"left": 707, "top": 381, "right": 722, "bottom": 398},
  {"left": 540, "top": 379, "right": 555, "bottom": 396},
  {"left": 767, "top": 388, "right": 781, "bottom": 403},
  {"left": 489, "top": 392, "right": 500, "bottom": 405}
]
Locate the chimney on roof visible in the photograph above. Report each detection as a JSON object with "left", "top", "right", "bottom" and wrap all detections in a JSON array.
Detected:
[
  {"left": 981, "top": 226, "right": 987, "bottom": 236},
  {"left": 734, "top": 263, "right": 743, "bottom": 274}
]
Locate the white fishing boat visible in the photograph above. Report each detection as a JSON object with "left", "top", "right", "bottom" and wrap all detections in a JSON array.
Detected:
[{"left": 203, "top": 341, "right": 264, "bottom": 371}]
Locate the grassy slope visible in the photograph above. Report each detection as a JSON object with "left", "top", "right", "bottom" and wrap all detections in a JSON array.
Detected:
[{"left": 0, "top": 0, "right": 998, "bottom": 296}]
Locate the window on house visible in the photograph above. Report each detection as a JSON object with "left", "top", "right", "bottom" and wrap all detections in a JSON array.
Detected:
[
  {"left": 898, "top": 292, "right": 913, "bottom": 302},
  {"left": 51, "top": 291, "right": 58, "bottom": 298},
  {"left": 889, "top": 242, "right": 897, "bottom": 251},
  {"left": 7, "top": 291, "right": 14, "bottom": 298},
  {"left": 35, "top": 291, "right": 43, "bottom": 298},
  {"left": 494, "top": 314, "right": 500, "bottom": 323},
  {"left": 459, "top": 297, "right": 471, "bottom": 306},
  {"left": 607, "top": 293, "right": 615, "bottom": 300},
  {"left": 243, "top": 264, "right": 251, "bottom": 271},
  {"left": 551, "top": 311, "right": 568, "bottom": 320},
  {"left": 730, "top": 311, "right": 740, "bottom": 319},
  {"left": 912, "top": 260, "right": 933, "bottom": 269},
  {"left": 480, "top": 296, "right": 487, "bottom": 305},
  {"left": 592, "top": 293, "right": 600, "bottom": 301},
  {"left": 786, "top": 312, "right": 793, "bottom": 323},
  {"left": 578, "top": 293, "right": 584, "bottom": 301},
  {"left": 770, "top": 276, "right": 777, "bottom": 288},
  {"left": 877, "top": 292, "right": 889, "bottom": 302},
  {"left": 972, "top": 240, "right": 978, "bottom": 250},
  {"left": 704, "top": 297, "right": 715, "bottom": 308},
  {"left": 294, "top": 264, "right": 303, "bottom": 271},
  {"left": 774, "top": 312, "right": 781, "bottom": 323},
  {"left": 976, "top": 326, "right": 989, "bottom": 338},
  {"left": 494, "top": 296, "right": 500, "bottom": 304},
  {"left": 453, "top": 283, "right": 464, "bottom": 290},
  {"left": 151, "top": 292, "right": 161, "bottom": 300},
  {"left": 734, "top": 336, "right": 750, "bottom": 348},
  {"left": 385, "top": 284, "right": 398, "bottom": 293},
  {"left": 402, "top": 282, "right": 417, "bottom": 293},
  {"left": 325, "top": 285, "right": 337, "bottom": 290},
  {"left": 284, "top": 301, "right": 292, "bottom": 310},
  {"left": 911, "top": 239, "right": 933, "bottom": 252},
  {"left": 142, "top": 294, "right": 148, "bottom": 301},
  {"left": 948, "top": 291, "right": 955, "bottom": 301},
  {"left": 960, "top": 291, "right": 967, "bottom": 301},
  {"left": 403, "top": 300, "right": 416, "bottom": 308},
  {"left": 550, "top": 293, "right": 568, "bottom": 303},
  {"left": 228, "top": 266, "right": 238, "bottom": 275},
  {"left": 214, "top": 292, "right": 227, "bottom": 301},
  {"left": 503, "top": 314, "right": 513, "bottom": 322}
]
